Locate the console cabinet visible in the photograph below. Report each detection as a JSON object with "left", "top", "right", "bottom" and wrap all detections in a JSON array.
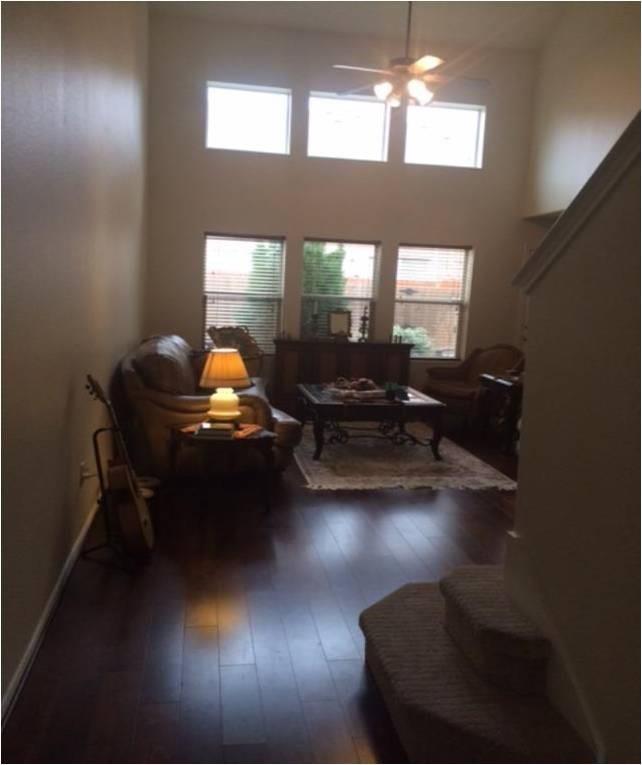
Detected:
[{"left": 272, "top": 339, "right": 413, "bottom": 414}]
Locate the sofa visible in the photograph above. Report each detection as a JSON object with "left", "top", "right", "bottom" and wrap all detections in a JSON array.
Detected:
[
  {"left": 120, "top": 335, "right": 302, "bottom": 476},
  {"left": 424, "top": 344, "right": 524, "bottom": 424}
]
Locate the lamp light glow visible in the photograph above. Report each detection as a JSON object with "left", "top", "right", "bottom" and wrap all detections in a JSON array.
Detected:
[
  {"left": 386, "top": 92, "right": 402, "bottom": 108},
  {"left": 208, "top": 387, "right": 240, "bottom": 422},
  {"left": 373, "top": 80, "right": 393, "bottom": 100},
  {"left": 199, "top": 348, "right": 250, "bottom": 389},
  {"left": 407, "top": 78, "right": 434, "bottom": 106},
  {"left": 199, "top": 348, "right": 250, "bottom": 422}
]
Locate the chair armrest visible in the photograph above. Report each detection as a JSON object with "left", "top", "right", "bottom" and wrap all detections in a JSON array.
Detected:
[
  {"left": 136, "top": 387, "right": 211, "bottom": 415},
  {"left": 271, "top": 407, "right": 303, "bottom": 449}
]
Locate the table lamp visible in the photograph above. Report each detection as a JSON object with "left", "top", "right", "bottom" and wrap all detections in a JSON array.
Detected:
[{"left": 199, "top": 348, "right": 251, "bottom": 422}]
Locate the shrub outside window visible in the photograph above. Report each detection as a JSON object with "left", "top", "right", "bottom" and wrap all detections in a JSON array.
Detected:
[
  {"left": 300, "top": 240, "right": 378, "bottom": 339},
  {"left": 393, "top": 245, "right": 472, "bottom": 358}
]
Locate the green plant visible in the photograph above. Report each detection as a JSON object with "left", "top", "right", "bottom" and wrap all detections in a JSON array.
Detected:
[{"left": 393, "top": 324, "right": 432, "bottom": 355}]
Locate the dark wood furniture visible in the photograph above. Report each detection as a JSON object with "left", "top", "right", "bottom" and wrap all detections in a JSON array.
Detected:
[
  {"left": 273, "top": 339, "right": 413, "bottom": 414},
  {"left": 169, "top": 425, "right": 277, "bottom": 512},
  {"left": 478, "top": 373, "right": 523, "bottom": 454},
  {"left": 297, "top": 383, "right": 446, "bottom": 461}
]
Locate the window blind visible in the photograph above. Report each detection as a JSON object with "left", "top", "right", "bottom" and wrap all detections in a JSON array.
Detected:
[
  {"left": 394, "top": 246, "right": 470, "bottom": 358},
  {"left": 301, "top": 241, "right": 377, "bottom": 338},
  {"left": 204, "top": 235, "right": 284, "bottom": 353}
]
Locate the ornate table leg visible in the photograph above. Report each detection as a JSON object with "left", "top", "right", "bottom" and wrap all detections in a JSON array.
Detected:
[
  {"left": 430, "top": 410, "right": 444, "bottom": 461},
  {"left": 313, "top": 415, "right": 325, "bottom": 460}
]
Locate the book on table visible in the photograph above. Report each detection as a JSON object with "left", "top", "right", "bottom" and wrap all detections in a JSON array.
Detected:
[{"left": 196, "top": 422, "right": 234, "bottom": 439}]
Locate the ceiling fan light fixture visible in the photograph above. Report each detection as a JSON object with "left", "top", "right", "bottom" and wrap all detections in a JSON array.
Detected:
[
  {"left": 373, "top": 80, "right": 393, "bottom": 101},
  {"left": 407, "top": 78, "right": 434, "bottom": 106},
  {"left": 386, "top": 92, "right": 402, "bottom": 108}
]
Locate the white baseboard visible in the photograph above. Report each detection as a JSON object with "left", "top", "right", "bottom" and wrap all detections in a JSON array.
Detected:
[{"left": 1, "top": 501, "right": 99, "bottom": 726}]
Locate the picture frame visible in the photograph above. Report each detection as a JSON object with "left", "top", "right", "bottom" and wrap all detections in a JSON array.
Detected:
[{"left": 328, "top": 310, "right": 351, "bottom": 338}]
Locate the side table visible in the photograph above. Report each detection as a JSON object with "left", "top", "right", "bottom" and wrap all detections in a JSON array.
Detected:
[
  {"left": 478, "top": 373, "right": 523, "bottom": 454},
  {"left": 169, "top": 425, "right": 277, "bottom": 512}
]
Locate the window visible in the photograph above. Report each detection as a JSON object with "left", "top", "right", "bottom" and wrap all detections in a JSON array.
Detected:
[
  {"left": 301, "top": 240, "right": 378, "bottom": 338},
  {"left": 206, "top": 83, "right": 291, "bottom": 154},
  {"left": 393, "top": 246, "right": 471, "bottom": 358},
  {"left": 405, "top": 102, "right": 486, "bottom": 168},
  {"left": 204, "top": 235, "right": 284, "bottom": 352},
  {"left": 307, "top": 93, "right": 390, "bottom": 162}
]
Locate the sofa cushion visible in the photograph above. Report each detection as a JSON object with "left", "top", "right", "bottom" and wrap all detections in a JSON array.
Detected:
[{"left": 133, "top": 335, "right": 196, "bottom": 395}]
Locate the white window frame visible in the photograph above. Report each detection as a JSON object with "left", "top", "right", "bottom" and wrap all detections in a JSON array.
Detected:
[
  {"left": 404, "top": 101, "right": 486, "bottom": 169},
  {"left": 393, "top": 244, "right": 474, "bottom": 360},
  {"left": 206, "top": 81, "right": 292, "bottom": 155},
  {"left": 307, "top": 91, "right": 391, "bottom": 163}
]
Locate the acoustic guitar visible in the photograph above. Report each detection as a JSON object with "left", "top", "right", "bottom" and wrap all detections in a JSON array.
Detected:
[{"left": 86, "top": 374, "right": 155, "bottom": 556}]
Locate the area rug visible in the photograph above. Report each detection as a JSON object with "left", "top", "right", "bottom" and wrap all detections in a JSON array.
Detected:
[{"left": 294, "top": 422, "right": 516, "bottom": 491}]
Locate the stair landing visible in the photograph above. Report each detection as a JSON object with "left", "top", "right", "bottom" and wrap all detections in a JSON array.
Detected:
[{"left": 360, "top": 583, "right": 592, "bottom": 763}]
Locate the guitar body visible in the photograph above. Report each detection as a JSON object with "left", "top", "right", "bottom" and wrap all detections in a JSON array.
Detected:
[
  {"left": 107, "top": 463, "right": 155, "bottom": 556},
  {"left": 86, "top": 374, "right": 155, "bottom": 557}
]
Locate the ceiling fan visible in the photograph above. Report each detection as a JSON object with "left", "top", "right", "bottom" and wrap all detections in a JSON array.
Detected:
[{"left": 333, "top": 1, "right": 458, "bottom": 107}]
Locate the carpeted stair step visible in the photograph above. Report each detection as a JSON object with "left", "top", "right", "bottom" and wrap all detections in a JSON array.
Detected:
[
  {"left": 360, "top": 583, "right": 591, "bottom": 763},
  {"left": 439, "top": 565, "right": 550, "bottom": 694}
]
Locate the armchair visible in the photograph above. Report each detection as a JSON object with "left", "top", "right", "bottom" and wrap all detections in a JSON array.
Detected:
[
  {"left": 424, "top": 344, "right": 524, "bottom": 424},
  {"left": 120, "top": 335, "right": 301, "bottom": 476}
]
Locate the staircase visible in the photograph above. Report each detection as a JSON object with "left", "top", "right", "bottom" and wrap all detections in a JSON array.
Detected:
[{"left": 359, "top": 567, "right": 592, "bottom": 763}]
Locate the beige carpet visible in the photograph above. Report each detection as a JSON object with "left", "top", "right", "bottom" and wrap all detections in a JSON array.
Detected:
[{"left": 294, "top": 422, "right": 516, "bottom": 491}]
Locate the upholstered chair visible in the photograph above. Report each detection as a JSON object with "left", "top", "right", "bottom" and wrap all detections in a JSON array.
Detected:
[
  {"left": 424, "top": 344, "right": 524, "bottom": 424},
  {"left": 120, "top": 335, "right": 301, "bottom": 476}
]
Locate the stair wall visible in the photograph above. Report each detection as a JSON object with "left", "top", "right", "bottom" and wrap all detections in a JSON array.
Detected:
[{"left": 508, "top": 145, "right": 640, "bottom": 762}]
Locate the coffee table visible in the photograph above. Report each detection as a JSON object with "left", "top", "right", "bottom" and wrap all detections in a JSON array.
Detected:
[{"left": 297, "top": 384, "right": 446, "bottom": 461}]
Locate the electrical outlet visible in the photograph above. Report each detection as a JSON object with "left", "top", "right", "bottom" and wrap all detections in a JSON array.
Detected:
[{"left": 79, "top": 460, "right": 95, "bottom": 486}]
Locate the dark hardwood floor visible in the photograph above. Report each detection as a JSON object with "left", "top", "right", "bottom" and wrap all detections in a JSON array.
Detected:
[{"left": 3, "top": 438, "right": 516, "bottom": 764}]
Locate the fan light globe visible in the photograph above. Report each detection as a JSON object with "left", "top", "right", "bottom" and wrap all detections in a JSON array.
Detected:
[
  {"left": 387, "top": 92, "right": 402, "bottom": 108},
  {"left": 374, "top": 81, "right": 393, "bottom": 100},
  {"left": 407, "top": 78, "right": 434, "bottom": 106}
]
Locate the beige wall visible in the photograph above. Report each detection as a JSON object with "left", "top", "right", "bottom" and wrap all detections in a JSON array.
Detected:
[
  {"left": 525, "top": 2, "right": 640, "bottom": 217},
  {"left": 146, "top": 11, "right": 537, "bottom": 384},
  {"left": 509, "top": 156, "right": 640, "bottom": 760},
  {"left": 1, "top": 2, "right": 147, "bottom": 700}
]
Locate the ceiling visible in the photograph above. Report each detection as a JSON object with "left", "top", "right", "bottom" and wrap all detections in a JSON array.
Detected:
[{"left": 152, "top": 2, "right": 568, "bottom": 51}]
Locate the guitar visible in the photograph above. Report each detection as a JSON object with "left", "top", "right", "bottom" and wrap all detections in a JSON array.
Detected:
[{"left": 85, "top": 374, "right": 155, "bottom": 556}]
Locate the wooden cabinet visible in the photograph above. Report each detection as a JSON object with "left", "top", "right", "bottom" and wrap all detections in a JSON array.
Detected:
[{"left": 271, "top": 339, "right": 413, "bottom": 414}]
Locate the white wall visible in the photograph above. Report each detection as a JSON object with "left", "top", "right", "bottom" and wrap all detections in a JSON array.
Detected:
[
  {"left": 509, "top": 152, "right": 640, "bottom": 760},
  {"left": 1, "top": 2, "right": 148, "bottom": 700},
  {"left": 525, "top": 2, "right": 640, "bottom": 217},
  {"left": 145, "top": 11, "right": 537, "bottom": 385}
]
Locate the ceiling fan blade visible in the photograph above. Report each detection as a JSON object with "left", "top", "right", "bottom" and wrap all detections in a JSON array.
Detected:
[
  {"left": 423, "top": 73, "right": 490, "bottom": 86},
  {"left": 338, "top": 84, "right": 376, "bottom": 97},
  {"left": 333, "top": 65, "right": 393, "bottom": 75},
  {"left": 409, "top": 55, "right": 444, "bottom": 75}
]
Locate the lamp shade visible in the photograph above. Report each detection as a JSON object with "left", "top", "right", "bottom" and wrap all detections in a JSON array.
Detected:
[{"left": 200, "top": 348, "right": 250, "bottom": 389}]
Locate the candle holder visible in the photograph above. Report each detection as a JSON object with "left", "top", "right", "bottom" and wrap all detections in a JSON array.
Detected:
[{"left": 358, "top": 306, "right": 369, "bottom": 342}]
